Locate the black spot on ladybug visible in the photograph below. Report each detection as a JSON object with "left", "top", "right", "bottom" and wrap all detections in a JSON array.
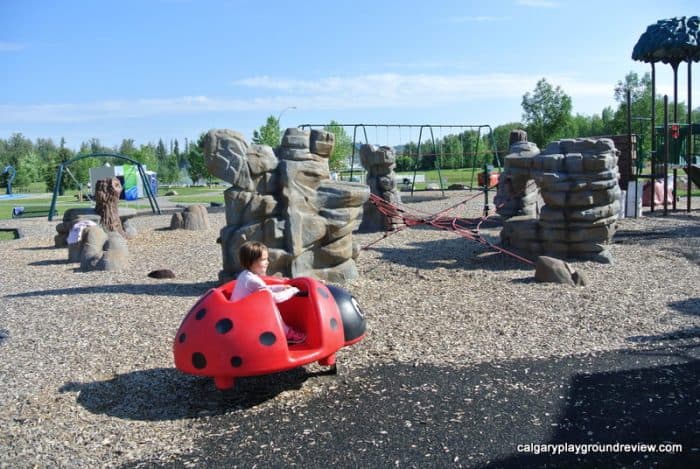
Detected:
[
  {"left": 230, "top": 356, "right": 242, "bottom": 367},
  {"left": 195, "top": 308, "right": 206, "bottom": 320},
  {"left": 317, "top": 287, "right": 330, "bottom": 299},
  {"left": 330, "top": 318, "right": 338, "bottom": 330},
  {"left": 178, "top": 333, "right": 186, "bottom": 343},
  {"left": 185, "top": 291, "right": 212, "bottom": 320},
  {"left": 215, "top": 318, "right": 233, "bottom": 334},
  {"left": 259, "top": 332, "right": 276, "bottom": 346},
  {"left": 192, "top": 352, "right": 207, "bottom": 369}
]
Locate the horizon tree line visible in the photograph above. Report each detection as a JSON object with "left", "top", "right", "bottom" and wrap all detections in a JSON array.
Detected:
[{"left": 2, "top": 72, "right": 699, "bottom": 192}]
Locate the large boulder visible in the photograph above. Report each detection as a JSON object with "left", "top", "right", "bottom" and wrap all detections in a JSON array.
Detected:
[{"left": 170, "top": 204, "right": 211, "bottom": 230}]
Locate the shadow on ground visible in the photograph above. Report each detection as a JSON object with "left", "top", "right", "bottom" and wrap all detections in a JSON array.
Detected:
[
  {"left": 28, "top": 258, "right": 73, "bottom": 266},
  {"left": 628, "top": 297, "right": 700, "bottom": 344},
  {"left": 125, "top": 342, "right": 698, "bottom": 468},
  {"left": 367, "top": 236, "right": 534, "bottom": 273},
  {"left": 4, "top": 281, "right": 219, "bottom": 298},
  {"left": 18, "top": 245, "right": 59, "bottom": 251},
  {"left": 614, "top": 218, "right": 699, "bottom": 245},
  {"left": 59, "top": 366, "right": 337, "bottom": 421}
]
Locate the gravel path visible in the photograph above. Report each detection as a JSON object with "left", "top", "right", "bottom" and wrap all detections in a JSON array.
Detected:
[{"left": 0, "top": 191, "right": 698, "bottom": 467}]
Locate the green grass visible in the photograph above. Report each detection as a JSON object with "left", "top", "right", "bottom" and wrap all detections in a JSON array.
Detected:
[
  {"left": 160, "top": 183, "right": 227, "bottom": 196},
  {"left": 0, "top": 194, "right": 90, "bottom": 220},
  {"left": 0, "top": 231, "right": 17, "bottom": 241},
  {"left": 0, "top": 186, "right": 227, "bottom": 220},
  {"left": 169, "top": 195, "right": 225, "bottom": 204},
  {"left": 1, "top": 170, "right": 697, "bottom": 221},
  {"left": 339, "top": 168, "right": 486, "bottom": 188}
]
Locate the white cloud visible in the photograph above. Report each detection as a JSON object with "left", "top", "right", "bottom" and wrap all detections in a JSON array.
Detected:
[
  {"left": 1, "top": 72, "right": 618, "bottom": 124},
  {"left": 0, "top": 41, "right": 26, "bottom": 51}
]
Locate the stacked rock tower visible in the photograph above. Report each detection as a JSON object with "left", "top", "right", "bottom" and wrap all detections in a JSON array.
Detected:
[
  {"left": 205, "top": 128, "right": 369, "bottom": 283},
  {"left": 496, "top": 131, "right": 621, "bottom": 263},
  {"left": 358, "top": 144, "right": 404, "bottom": 232}
]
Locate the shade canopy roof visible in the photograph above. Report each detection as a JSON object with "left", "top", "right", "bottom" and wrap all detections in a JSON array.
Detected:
[{"left": 632, "top": 16, "right": 700, "bottom": 64}]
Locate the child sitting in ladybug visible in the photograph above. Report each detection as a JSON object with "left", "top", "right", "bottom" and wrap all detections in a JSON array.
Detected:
[{"left": 230, "top": 241, "right": 307, "bottom": 344}]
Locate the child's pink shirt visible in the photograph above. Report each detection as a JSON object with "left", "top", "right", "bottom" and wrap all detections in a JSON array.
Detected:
[{"left": 230, "top": 269, "right": 298, "bottom": 303}]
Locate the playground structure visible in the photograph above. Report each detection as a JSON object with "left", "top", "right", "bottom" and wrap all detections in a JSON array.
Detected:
[
  {"left": 632, "top": 15, "right": 700, "bottom": 214},
  {"left": 89, "top": 163, "right": 158, "bottom": 201},
  {"left": 364, "top": 133, "right": 622, "bottom": 265},
  {"left": 298, "top": 123, "right": 502, "bottom": 195},
  {"left": 204, "top": 128, "right": 369, "bottom": 283},
  {"left": 173, "top": 276, "right": 366, "bottom": 390},
  {"left": 48, "top": 152, "right": 160, "bottom": 221}
]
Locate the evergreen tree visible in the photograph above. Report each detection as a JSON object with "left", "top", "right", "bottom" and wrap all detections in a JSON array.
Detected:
[
  {"left": 118, "top": 139, "right": 137, "bottom": 156},
  {"left": 44, "top": 141, "right": 74, "bottom": 194},
  {"left": 156, "top": 139, "right": 168, "bottom": 162},
  {"left": 186, "top": 133, "right": 209, "bottom": 185}
]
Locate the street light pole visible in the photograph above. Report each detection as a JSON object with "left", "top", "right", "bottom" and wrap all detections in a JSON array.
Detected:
[{"left": 277, "top": 106, "right": 296, "bottom": 126}]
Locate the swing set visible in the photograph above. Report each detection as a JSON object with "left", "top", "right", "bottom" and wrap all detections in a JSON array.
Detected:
[
  {"left": 48, "top": 152, "right": 160, "bottom": 221},
  {"left": 298, "top": 123, "right": 502, "bottom": 196},
  {"left": 294, "top": 123, "right": 529, "bottom": 264}
]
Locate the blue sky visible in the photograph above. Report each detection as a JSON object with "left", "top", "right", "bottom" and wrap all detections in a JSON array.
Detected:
[{"left": 1, "top": 0, "right": 698, "bottom": 150}]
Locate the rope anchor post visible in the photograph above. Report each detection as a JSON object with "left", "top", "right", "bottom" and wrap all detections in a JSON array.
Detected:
[{"left": 482, "top": 163, "right": 493, "bottom": 217}]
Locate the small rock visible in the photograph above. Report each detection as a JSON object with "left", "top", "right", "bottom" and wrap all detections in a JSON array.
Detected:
[{"left": 148, "top": 269, "right": 176, "bottom": 279}]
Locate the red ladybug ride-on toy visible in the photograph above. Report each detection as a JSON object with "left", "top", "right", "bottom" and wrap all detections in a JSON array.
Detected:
[{"left": 173, "top": 276, "right": 367, "bottom": 390}]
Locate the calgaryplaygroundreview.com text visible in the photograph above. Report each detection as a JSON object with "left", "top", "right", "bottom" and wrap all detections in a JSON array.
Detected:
[{"left": 516, "top": 442, "right": 683, "bottom": 456}]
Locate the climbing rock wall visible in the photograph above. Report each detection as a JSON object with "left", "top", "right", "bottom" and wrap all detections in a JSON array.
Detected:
[
  {"left": 497, "top": 132, "right": 621, "bottom": 263},
  {"left": 206, "top": 128, "right": 369, "bottom": 283},
  {"left": 358, "top": 144, "right": 404, "bottom": 232},
  {"left": 494, "top": 139, "right": 540, "bottom": 219}
]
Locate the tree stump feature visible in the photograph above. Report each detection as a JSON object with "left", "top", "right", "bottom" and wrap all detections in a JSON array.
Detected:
[
  {"left": 509, "top": 129, "right": 528, "bottom": 146},
  {"left": 94, "top": 178, "right": 126, "bottom": 237}
]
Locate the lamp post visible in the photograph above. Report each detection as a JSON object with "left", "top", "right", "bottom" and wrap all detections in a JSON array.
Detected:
[{"left": 277, "top": 106, "right": 296, "bottom": 126}]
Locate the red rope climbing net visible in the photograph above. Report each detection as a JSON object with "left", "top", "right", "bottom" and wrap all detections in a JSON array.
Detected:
[{"left": 364, "top": 192, "right": 536, "bottom": 266}]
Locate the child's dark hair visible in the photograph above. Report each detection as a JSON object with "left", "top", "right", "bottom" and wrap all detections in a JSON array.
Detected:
[{"left": 239, "top": 241, "right": 267, "bottom": 270}]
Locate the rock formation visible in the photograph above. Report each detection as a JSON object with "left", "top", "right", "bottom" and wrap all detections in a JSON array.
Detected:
[
  {"left": 358, "top": 144, "right": 404, "bottom": 232},
  {"left": 170, "top": 204, "right": 211, "bottom": 230},
  {"left": 205, "top": 128, "right": 369, "bottom": 283},
  {"left": 496, "top": 131, "right": 621, "bottom": 263}
]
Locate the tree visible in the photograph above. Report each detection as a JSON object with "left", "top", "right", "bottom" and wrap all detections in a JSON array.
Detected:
[
  {"left": 323, "top": 121, "right": 352, "bottom": 170},
  {"left": 186, "top": 133, "right": 209, "bottom": 185},
  {"left": 44, "top": 141, "right": 74, "bottom": 194},
  {"left": 521, "top": 78, "right": 573, "bottom": 148},
  {"left": 2, "top": 133, "right": 34, "bottom": 189},
  {"left": 253, "top": 116, "right": 282, "bottom": 147},
  {"left": 610, "top": 71, "right": 679, "bottom": 160},
  {"left": 173, "top": 139, "right": 187, "bottom": 168},
  {"left": 457, "top": 130, "right": 483, "bottom": 168},
  {"left": 158, "top": 155, "right": 180, "bottom": 184},
  {"left": 441, "top": 134, "right": 463, "bottom": 169},
  {"left": 132, "top": 143, "right": 158, "bottom": 172},
  {"left": 396, "top": 141, "right": 418, "bottom": 171},
  {"left": 118, "top": 139, "right": 137, "bottom": 156},
  {"left": 156, "top": 139, "right": 168, "bottom": 162}
]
